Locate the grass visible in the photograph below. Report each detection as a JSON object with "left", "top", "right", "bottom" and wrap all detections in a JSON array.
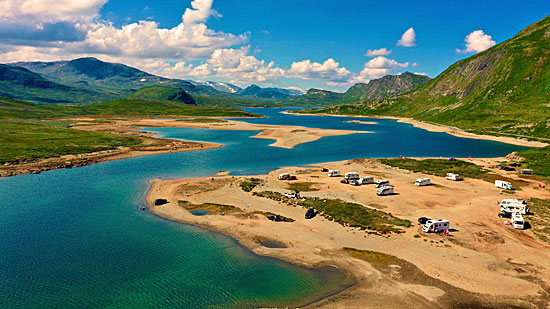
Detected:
[
  {"left": 286, "top": 182, "right": 320, "bottom": 192},
  {"left": 178, "top": 200, "right": 239, "bottom": 214},
  {"left": 527, "top": 198, "right": 550, "bottom": 243},
  {"left": 518, "top": 146, "right": 550, "bottom": 178},
  {"left": 290, "top": 129, "right": 307, "bottom": 133},
  {"left": 0, "top": 119, "right": 143, "bottom": 164},
  {"left": 253, "top": 191, "right": 411, "bottom": 234},
  {"left": 379, "top": 158, "right": 489, "bottom": 179},
  {"left": 240, "top": 178, "right": 262, "bottom": 192},
  {"left": 343, "top": 247, "right": 400, "bottom": 265}
]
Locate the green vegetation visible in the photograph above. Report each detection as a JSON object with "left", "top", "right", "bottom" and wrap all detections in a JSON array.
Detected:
[
  {"left": 518, "top": 146, "right": 550, "bottom": 178},
  {"left": 0, "top": 120, "right": 143, "bottom": 164},
  {"left": 128, "top": 86, "right": 196, "bottom": 105},
  {"left": 527, "top": 198, "right": 550, "bottom": 243},
  {"left": 286, "top": 182, "right": 320, "bottom": 192},
  {"left": 296, "top": 16, "right": 550, "bottom": 141},
  {"left": 178, "top": 200, "right": 239, "bottom": 214},
  {"left": 239, "top": 178, "right": 262, "bottom": 192},
  {"left": 290, "top": 129, "right": 307, "bottom": 133},
  {"left": 343, "top": 248, "right": 400, "bottom": 265},
  {"left": 252, "top": 191, "right": 411, "bottom": 234},
  {"left": 379, "top": 158, "right": 489, "bottom": 179}
]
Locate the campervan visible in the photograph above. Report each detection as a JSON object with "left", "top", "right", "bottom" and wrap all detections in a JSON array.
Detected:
[
  {"left": 359, "top": 176, "right": 374, "bottom": 185},
  {"left": 446, "top": 173, "right": 461, "bottom": 181},
  {"left": 279, "top": 173, "right": 290, "bottom": 180},
  {"left": 375, "top": 180, "right": 390, "bottom": 188},
  {"left": 415, "top": 178, "right": 431, "bottom": 186},
  {"left": 422, "top": 219, "right": 450, "bottom": 233},
  {"left": 511, "top": 212, "right": 525, "bottom": 230},
  {"left": 377, "top": 185, "right": 394, "bottom": 196},
  {"left": 328, "top": 170, "right": 341, "bottom": 177},
  {"left": 495, "top": 180, "right": 514, "bottom": 190},
  {"left": 345, "top": 172, "right": 360, "bottom": 180},
  {"left": 499, "top": 199, "right": 529, "bottom": 214}
]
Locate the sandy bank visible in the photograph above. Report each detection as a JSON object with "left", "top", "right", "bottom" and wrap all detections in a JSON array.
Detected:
[
  {"left": 285, "top": 111, "right": 548, "bottom": 148},
  {"left": 146, "top": 158, "right": 550, "bottom": 308}
]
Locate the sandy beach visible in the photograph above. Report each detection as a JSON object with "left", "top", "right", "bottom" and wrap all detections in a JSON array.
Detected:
[
  {"left": 147, "top": 157, "right": 550, "bottom": 308},
  {"left": 285, "top": 111, "right": 549, "bottom": 148}
]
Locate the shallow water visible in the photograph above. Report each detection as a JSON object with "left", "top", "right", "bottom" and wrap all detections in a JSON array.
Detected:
[{"left": 0, "top": 108, "right": 528, "bottom": 307}]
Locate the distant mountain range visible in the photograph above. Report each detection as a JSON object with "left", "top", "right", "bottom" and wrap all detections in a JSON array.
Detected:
[
  {"left": 287, "top": 72, "right": 430, "bottom": 106},
  {"left": 1, "top": 57, "right": 428, "bottom": 107},
  {"left": 302, "top": 15, "right": 550, "bottom": 140}
]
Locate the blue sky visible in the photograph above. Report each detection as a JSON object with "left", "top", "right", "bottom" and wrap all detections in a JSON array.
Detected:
[{"left": 1, "top": 0, "right": 549, "bottom": 91}]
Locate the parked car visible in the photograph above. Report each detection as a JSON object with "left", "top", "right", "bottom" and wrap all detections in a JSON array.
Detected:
[
  {"left": 418, "top": 217, "right": 430, "bottom": 224},
  {"left": 498, "top": 212, "right": 512, "bottom": 218},
  {"left": 503, "top": 167, "right": 516, "bottom": 171},
  {"left": 340, "top": 179, "right": 349, "bottom": 184},
  {"left": 509, "top": 163, "right": 522, "bottom": 167},
  {"left": 321, "top": 168, "right": 329, "bottom": 172},
  {"left": 288, "top": 175, "right": 297, "bottom": 180}
]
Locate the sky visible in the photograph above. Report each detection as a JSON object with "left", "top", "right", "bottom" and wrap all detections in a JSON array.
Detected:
[{"left": 0, "top": 0, "right": 549, "bottom": 92}]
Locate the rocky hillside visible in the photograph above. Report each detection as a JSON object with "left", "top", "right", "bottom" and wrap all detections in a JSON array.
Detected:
[
  {"left": 308, "top": 15, "right": 550, "bottom": 140},
  {"left": 128, "top": 86, "right": 196, "bottom": 105},
  {"left": 343, "top": 72, "right": 430, "bottom": 102}
]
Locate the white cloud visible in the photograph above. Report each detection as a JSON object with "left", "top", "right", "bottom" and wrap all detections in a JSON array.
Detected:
[
  {"left": 365, "top": 48, "right": 392, "bottom": 57},
  {"left": 0, "top": 0, "right": 106, "bottom": 23},
  {"left": 352, "top": 56, "right": 409, "bottom": 83},
  {"left": 456, "top": 30, "right": 496, "bottom": 53},
  {"left": 397, "top": 27, "right": 416, "bottom": 47},
  {"left": 413, "top": 72, "right": 427, "bottom": 76},
  {"left": 288, "top": 58, "right": 352, "bottom": 82},
  {"left": 412, "top": 62, "right": 419, "bottom": 67}
]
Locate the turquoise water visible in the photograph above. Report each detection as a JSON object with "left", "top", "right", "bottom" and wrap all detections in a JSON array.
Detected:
[{"left": 0, "top": 108, "right": 528, "bottom": 307}]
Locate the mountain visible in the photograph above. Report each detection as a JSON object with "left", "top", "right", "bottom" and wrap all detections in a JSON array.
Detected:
[
  {"left": 307, "top": 15, "right": 550, "bottom": 140},
  {"left": 286, "top": 72, "right": 430, "bottom": 106},
  {"left": 236, "top": 84, "right": 303, "bottom": 100},
  {"left": 128, "top": 86, "right": 196, "bottom": 105},
  {"left": 191, "top": 81, "right": 241, "bottom": 93}
]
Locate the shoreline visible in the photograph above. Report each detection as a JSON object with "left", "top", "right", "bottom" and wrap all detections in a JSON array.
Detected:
[
  {"left": 283, "top": 111, "right": 548, "bottom": 148},
  {"left": 145, "top": 158, "right": 550, "bottom": 307}
]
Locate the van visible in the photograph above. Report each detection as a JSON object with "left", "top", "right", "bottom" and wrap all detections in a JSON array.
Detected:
[
  {"left": 375, "top": 180, "right": 390, "bottom": 188},
  {"left": 422, "top": 219, "right": 450, "bottom": 233},
  {"left": 345, "top": 172, "right": 360, "bottom": 180},
  {"left": 415, "top": 178, "right": 431, "bottom": 186},
  {"left": 359, "top": 176, "right": 374, "bottom": 185},
  {"left": 495, "top": 180, "right": 514, "bottom": 190},
  {"left": 279, "top": 173, "right": 290, "bottom": 180},
  {"left": 446, "top": 173, "right": 461, "bottom": 181},
  {"left": 511, "top": 212, "right": 525, "bottom": 230},
  {"left": 328, "top": 170, "right": 341, "bottom": 177},
  {"left": 520, "top": 169, "right": 532, "bottom": 175},
  {"left": 377, "top": 185, "right": 394, "bottom": 196}
]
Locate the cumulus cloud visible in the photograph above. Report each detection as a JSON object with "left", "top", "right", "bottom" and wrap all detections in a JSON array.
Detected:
[
  {"left": 0, "top": 0, "right": 106, "bottom": 23},
  {"left": 397, "top": 27, "right": 416, "bottom": 47},
  {"left": 352, "top": 56, "right": 409, "bottom": 83},
  {"left": 365, "top": 48, "right": 391, "bottom": 57},
  {"left": 287, "top": 58, "right": 352, "bottom": 82},
  {"left": 456, "top": 30, "right": 496, "bottom": 53}
]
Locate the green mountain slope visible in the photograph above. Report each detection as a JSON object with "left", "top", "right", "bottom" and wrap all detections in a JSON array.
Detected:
[
  {"left": 306, "top": 16, "right": 550, "bottom": 140},
  {"left": 286, "top": 72, "right": 430, "bottom": 106},
  {"left": 128, "top": 86, "right": 196, "bottom": 105}
]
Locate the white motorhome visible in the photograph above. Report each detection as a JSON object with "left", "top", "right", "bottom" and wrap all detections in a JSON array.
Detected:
[
  {"left": 345, "top": 172, "right": 360, "bottom": 180},
  {"left": 495, "top": 180, "right": 514, "bottom": 190},
  {"left": 415, "top": 178, "right": 431, "bottom": 186},
  {"left": 359, "top": 176, "right": 374, "bottom": 185},
  {"left": 377, "top": 185, "right": 394, "bottom": 196},
  {"left": 446, "top": 173, "right": 461, "bottom": 181},
  {"left": 422, "top": 219, "right": 450, "bottom": 233},
  {"left": 499, "top": 199, "right": 529, "bottom": 214},
  {"left": 278, "top": 173, "right": 290, "bottom": 180},
  {"left": 511, "top": 212, "right": 525, "bottom": 230},
  {"left": 375, "top": 180, "right": 390, "bottom": 188},
  {"left": 328, "top": 170, "right": 341, "bottom": 177}
]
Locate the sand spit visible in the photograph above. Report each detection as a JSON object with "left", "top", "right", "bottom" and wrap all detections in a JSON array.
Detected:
[{"left": 147, "top": 158, "right": 550, "bottom": 308}]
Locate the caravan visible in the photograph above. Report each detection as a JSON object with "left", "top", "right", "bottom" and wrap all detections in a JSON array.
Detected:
[
  {"left": 415, "top": 178, "right": 431, "bottom": 186},
  {"left": 375, "top": 180, "right": 390, "bottom": 188},
  {"left": 359, "top": 176, "right": 374, "bottom": 185},
  {"left": 328, "top": 170, "right": 341, "bottom": 177},
  {"left": 495, "top": 180, "right": 514, "bottom": 190},
  {"left": 499, "top": 199, "right": 529, "bottom": 214},
  {"left": 422, "top": 219, "right": 450, "bottom": 233},
  {"left": 446, "top": 173, "right": 461, "bottom": 181},
  {"left": 345, "top": 172, "right": 360, "bottom": 180},
  {"left": 278, "top": 173, "right": 290, "bottom": 180},
  {"left": 377, "top": 185, "right": 394, "bottom": 196}
]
